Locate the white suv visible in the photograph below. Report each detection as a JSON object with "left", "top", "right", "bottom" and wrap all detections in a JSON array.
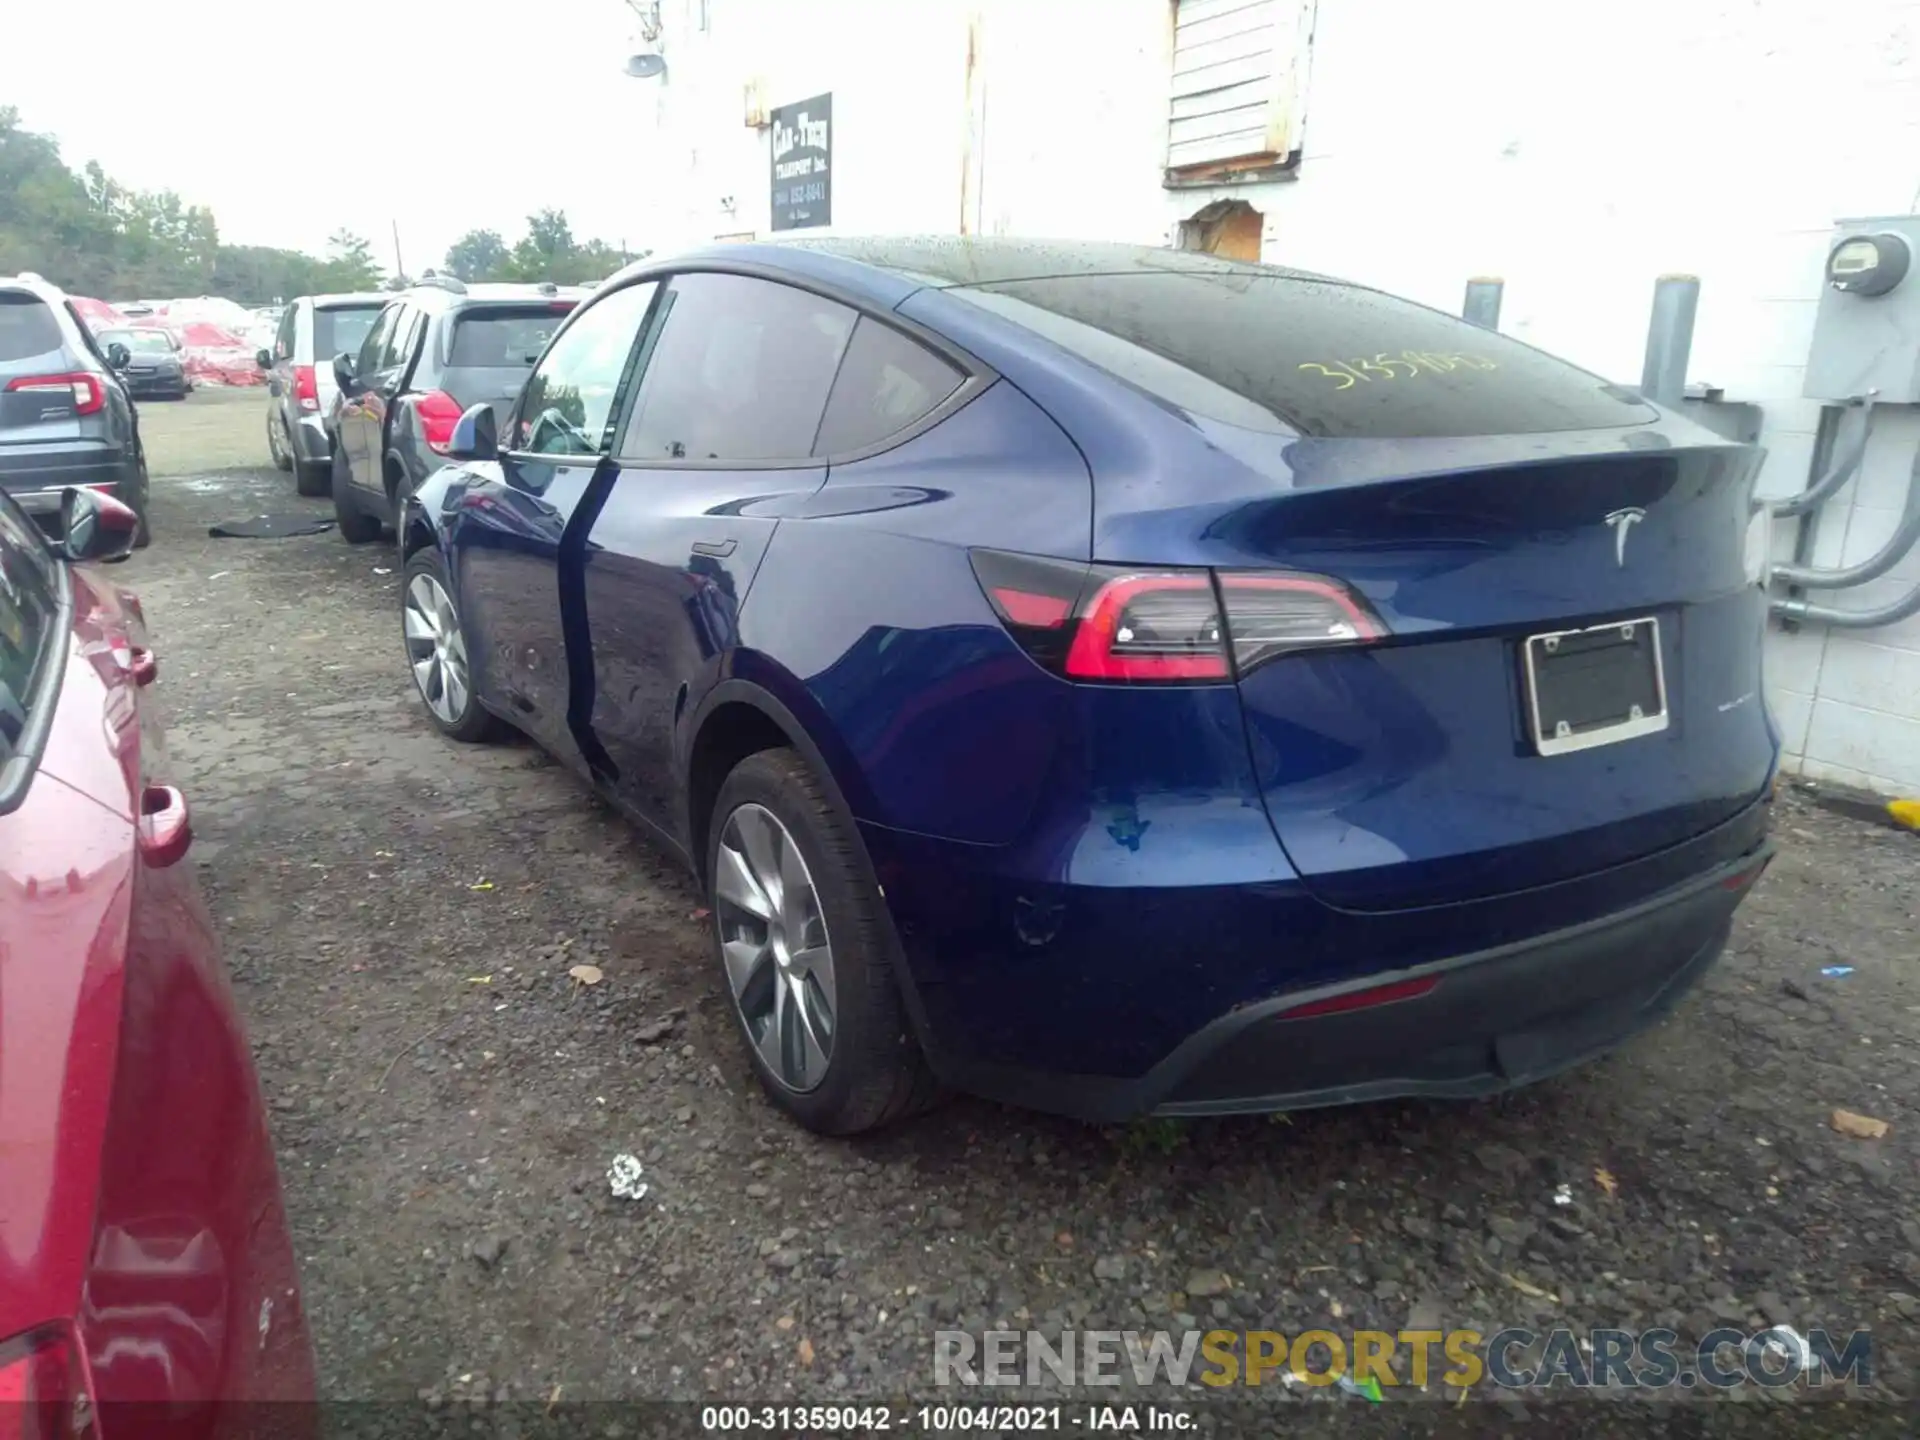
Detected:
[{"left": 257, "top": 294, "right": 386, "bottom": 495}]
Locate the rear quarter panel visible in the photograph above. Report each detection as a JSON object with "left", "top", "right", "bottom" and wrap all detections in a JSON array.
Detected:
[{"left": 735, "top": 377, "right": 1092, "bottom": 845}]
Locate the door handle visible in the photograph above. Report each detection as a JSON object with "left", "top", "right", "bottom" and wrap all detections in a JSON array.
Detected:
[{"left": 691, "top": 538, "right": 737, "bottom": 558}]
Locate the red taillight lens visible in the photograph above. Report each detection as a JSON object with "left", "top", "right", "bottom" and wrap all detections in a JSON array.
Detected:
[
  {"left": 970, "top": 549, "right": 1385, "bottom": 684},
  {"left": 416, "top": 389, "right": 464, "bottom": 455},
  {"left": 1280, "top": 974, "right": 1440, "bottom": 1021},
  {"left": 292, "top": 364, "right": 319, "bottom": 412},
  {"left": 0, "top": 1329, "right": 96, "bottom": 1439},
  {"left": 5, "top": 372, "right": 105, "bottom": 416}
]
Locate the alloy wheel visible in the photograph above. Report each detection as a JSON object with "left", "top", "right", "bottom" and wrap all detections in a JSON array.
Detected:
[
  {"left": 267, "top": 413, "right": 286, "bottom": 465},
  {"left": 403, "top": 572, "right": 472, "bottom": 725},
  {"left": 714, "top": 803, "right": 837, "bottom": 1092}
]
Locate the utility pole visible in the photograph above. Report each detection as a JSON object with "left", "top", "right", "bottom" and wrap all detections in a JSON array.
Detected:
[{"left": 391, "top": 220, "right": 405, "bottom": 281}]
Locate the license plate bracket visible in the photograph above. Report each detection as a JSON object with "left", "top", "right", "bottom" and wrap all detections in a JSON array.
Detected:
[{"left": 1522, "top": 615, "right": 1668, "bottom": 756}]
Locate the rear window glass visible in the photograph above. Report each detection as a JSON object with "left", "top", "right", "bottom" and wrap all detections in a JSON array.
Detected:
[
  {"left": 99, "top": 329, "right": 174, "bottom": 355},
  {"left": 813, "top": 317, "right": 964, "bottom": 455},
  {"left": 314, "top": 305, "right": 381, "bottom": 361},
  {"left": 951, "top": 274, "right": 1655, "bottom": 440},
  {"left": 448, "top": 308, "right": 573, "bottom": 368},
  {"left": 0, "top": 295, "right": 63, "bottom": 364}
]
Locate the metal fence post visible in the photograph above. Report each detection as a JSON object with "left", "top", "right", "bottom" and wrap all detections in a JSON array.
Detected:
[
  {"left": 1641, "top": 275, "right": 1700, "bottom": 407},
  {"left": 1463, "top": 278, "right": 1504, "bottom": 330}
]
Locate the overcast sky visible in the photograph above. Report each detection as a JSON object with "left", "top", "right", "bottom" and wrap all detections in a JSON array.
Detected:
[{"left": 1, "top": 0, "right": 666, "bottom": 271}]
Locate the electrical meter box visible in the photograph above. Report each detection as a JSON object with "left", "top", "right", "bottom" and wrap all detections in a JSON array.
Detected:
[{"left": 1803, "top": 214, "right": 1920, "bottom": 402}]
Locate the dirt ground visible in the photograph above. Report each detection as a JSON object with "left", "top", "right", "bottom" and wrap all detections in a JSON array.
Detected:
[{"left": 123, "top": 388, "right": 1917, "bottom": 1419}]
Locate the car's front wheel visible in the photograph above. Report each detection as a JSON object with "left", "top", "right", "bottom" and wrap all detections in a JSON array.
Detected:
[
  {"left": 706, "top": 749, "right": 938, "bottom": 1134},
  {"left": 401, "top": 548, "right": 500, "bottom": 743}
]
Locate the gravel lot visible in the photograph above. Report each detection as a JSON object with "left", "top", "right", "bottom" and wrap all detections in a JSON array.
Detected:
[{"left": 123, "top": 388, "right": 1918, "bottom": 1422}]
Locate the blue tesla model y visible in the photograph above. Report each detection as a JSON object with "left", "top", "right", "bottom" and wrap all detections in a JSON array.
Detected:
[{"left": 398, "top": 238, "right": 1778, "bottom": 1134}]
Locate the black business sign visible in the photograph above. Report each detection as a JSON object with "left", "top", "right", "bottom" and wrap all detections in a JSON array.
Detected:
[{"left": 770, "top": 93, "right": 832, "bottom": 232}]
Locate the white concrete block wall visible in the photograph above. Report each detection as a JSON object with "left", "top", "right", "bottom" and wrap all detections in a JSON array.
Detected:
[{"left": 637, "top": 0, "right": 1920, "bottom": 793}]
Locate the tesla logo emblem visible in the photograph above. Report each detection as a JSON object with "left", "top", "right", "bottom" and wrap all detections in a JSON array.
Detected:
[{"left": 1605, "top": 507, "right": 1647, "bottom": 566}]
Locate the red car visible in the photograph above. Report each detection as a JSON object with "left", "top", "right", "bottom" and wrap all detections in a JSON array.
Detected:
[{"left": 0, "top": 488, "right": 315, "bottom": 1436}]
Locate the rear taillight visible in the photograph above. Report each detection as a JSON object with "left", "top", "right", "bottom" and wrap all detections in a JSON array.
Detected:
[
  {"left": 416, "top": 390, "right": 464, "bottom": 454},
  {"left": 970, "top": 549, "right": 1385, "bottom": 683},
  {"left": 0, "top": 1328, "right": 97, "bottom": 1439},
  {"left": 292, "top": 364, "right": 319, "bottom": 412},
  {"left": 5, "top": 372, "right": 105, "bottom": 416}
]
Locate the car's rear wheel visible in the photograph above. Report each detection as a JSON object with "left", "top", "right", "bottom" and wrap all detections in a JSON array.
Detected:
[
  {"left": 131, "top": 457, "right": 151, "bottom": 549},
  {"left": 707, "top": 749, "right": 938, "bottom": 1134},
  {"left": 333, "top": 449, "right": 382, "bottom": 543},
  {"left": 267, "top": 410, "right": 293, "bottom": 472},
  {"left": 295, "top": 455, "right": 329, "bottom": 497},
  {"left": 401, "top": 548, "right": 500, "bottom": 743}
]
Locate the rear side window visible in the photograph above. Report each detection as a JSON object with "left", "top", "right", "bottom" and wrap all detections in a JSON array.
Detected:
[
  {"left": 0, "top": 496, "right": 62, "bottom": 765},
  {"left": 813, "top": 317, "right": 964, "bottom": 455},
  {"left": 448, "top": 309, "right": 572, "bottom": 367},
  {"left": 274, "top": 306, "right": 296, "bottom": 360},
  {"left": 356, "top": 307, "right": 398, "bottom": 375},
  {"left": 381, "top": 306, "right": 422, "bottom": 372},
  {"left": 313, "top": 305, "right": 381, "bottom": 363},
  {"left": 952, "top": 273, "right": 1656, "bottom": 439},
  {"left": 0, "top": 295, "right": 63, "bottom": 364},
  {"left": 621, "top": 273, "right": 856, "bottom": 463}
]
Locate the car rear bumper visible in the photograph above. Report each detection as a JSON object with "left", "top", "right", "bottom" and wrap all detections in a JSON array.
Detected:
[
  {"left": 2, "top": 446, "right": 143, "bottom": 526},
  {"left": 1150, "top": 844, "right": 1768, "bottom": 1115},
  {"left": 867, "top": 797, "right": 1773, "bottom": 1122},
  {"left": 125, "top": 374, "right": 189, "bottom": 396}
]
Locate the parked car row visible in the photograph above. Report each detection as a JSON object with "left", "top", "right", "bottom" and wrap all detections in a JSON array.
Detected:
[
  {"left": 255, "top": 276, "right": 583, "bottom": 537},
  {"left": 0, "top": 234, "right": 1784, "bottom": 1429}
]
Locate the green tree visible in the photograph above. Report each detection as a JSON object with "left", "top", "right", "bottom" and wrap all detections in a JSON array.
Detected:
[
  {"left": 444, "top": 228, "right": 509, "bottom": 282},
  {"left": 315, "top": 229, "right": 382, "bottom": 292}
]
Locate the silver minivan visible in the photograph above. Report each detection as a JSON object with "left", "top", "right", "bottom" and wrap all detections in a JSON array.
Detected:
[{"left": 257, "top": 294, "right": 385, "bottom": 495}]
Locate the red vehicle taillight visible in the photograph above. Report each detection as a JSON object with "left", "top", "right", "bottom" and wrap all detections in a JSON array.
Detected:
[
  {"left": 0, "top": 1329, "right": 97, "bottom": 1439},
  {"left": 970, "top": 548, "right": 1385, "bottom": 683},
  {"left": 292, "top": 364, "right": 319, "bottom": 413},
  {"left": 4, "top": 372, "right": 105, "bottom": 416},
  {"left": 416, "top": 390, "right": 465, "bottom": 454}
]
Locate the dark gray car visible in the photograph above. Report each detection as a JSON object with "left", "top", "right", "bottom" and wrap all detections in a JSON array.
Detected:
[
  {"left": 327, "top": 277, "right": 585, "bottom": 542},
  {"left": 256, "top": 293, "right": 386, "bottom": 495},
  {"left": 0, "top": 274, "right": 150, "bottom": 547},
  {"left": 94, "top": 325, "right": 191, "bottom": 400}
]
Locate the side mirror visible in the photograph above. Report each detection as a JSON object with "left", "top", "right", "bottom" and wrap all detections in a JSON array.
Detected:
[
  {"left": 59, "top": 486, "right": 140, "bottom": 565},
  {"left": 446, "top": 402, "right": 499, "bottom": 462},
  {"left": 106, "top": 342, "right": 131, "bottom": 371},
  {"left": 331, "top": 352, "right": 358, "bottom": 395},
  {"left": 255, "top": 347, "right": 273, "bottom": 370}
]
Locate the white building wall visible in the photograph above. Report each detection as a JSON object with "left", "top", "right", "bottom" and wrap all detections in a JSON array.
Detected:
[{"left": 635, "top": 0, "right": 1920, "bottom": 795}]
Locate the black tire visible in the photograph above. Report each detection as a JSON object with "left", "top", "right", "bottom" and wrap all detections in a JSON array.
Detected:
[
  {"left": 706, "top": 749, "right": 940, "bottom": 1135},
  {"left": 131, "top": 458, "right": 152, "bottom": 549},
  {"left": 333, "top": 449, "right": 382, "bottom": 543},
  {"left": 400, "top": 547, "right": 501, "bottom": 743},
  {"left": 268, "top": 411, "right": 294, "bottom": 473}
]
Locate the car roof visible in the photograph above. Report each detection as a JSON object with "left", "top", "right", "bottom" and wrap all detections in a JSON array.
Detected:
[
  {"left": 398, "top": 281, "right": 592, "bottom": 316},
  {"left": 596, "top": 235, "right": 1348, "bottom": 313},
  {"left": 0, "top": 273, "right": 68, "bottom": 303},
  {"left": 307, "top": 293, "right": 389, "bottom": 310}
]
